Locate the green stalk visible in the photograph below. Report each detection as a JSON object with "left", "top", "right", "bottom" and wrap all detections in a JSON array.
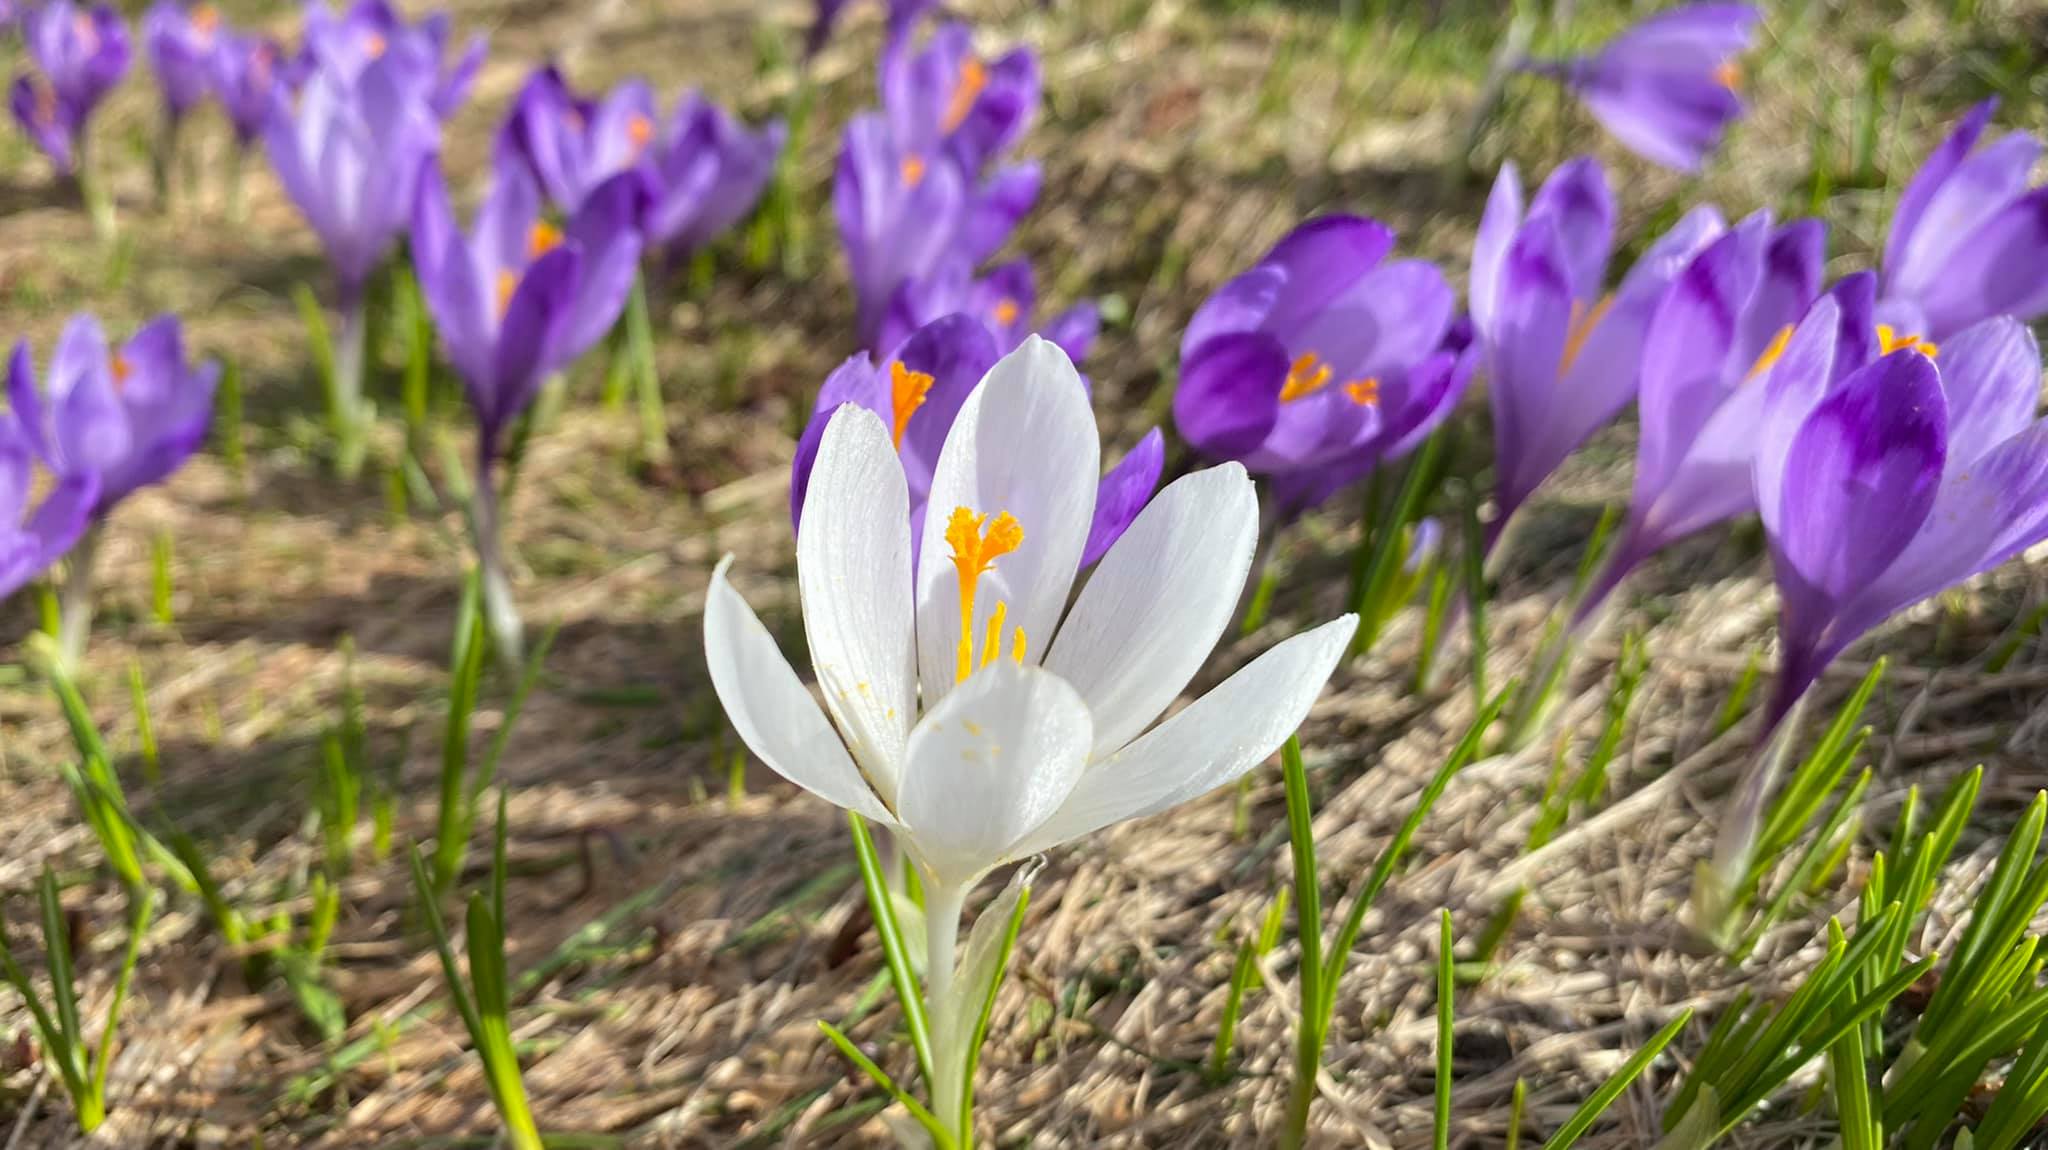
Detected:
[
  {"left": 1280, "top": 738, "right": 1325, "bottom": 1150},
  {"left": 434, "top": 576, "right": 487, "bottom": 893},
  {"left": 1434, "top": 910, "right": 1454, "bottom": 1150}
]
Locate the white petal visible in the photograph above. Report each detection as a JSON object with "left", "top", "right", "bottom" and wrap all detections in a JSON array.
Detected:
[
  {"left": 703, "top": 557, "right": 897, "bottom": 825},
  {"left": 798, "top": 406, "right": 917, "bottom": 805},
  {"left": 914, "top": 336, "right": 1100, "bottom": 709},
  {"left": 1013, "top": 614, "right": 1356, "bottom": 856},
  {"left": 896, "top": 662, "right": 1093, "bottom": 890},
  {"left": 1043, "top": 462, "right": 1258, "bottom": 758}
]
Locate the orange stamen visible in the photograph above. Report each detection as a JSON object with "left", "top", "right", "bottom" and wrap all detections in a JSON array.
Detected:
[
  {"left": 1745, "top": 324, "right": 1796, "bottom": 382},
  {"left": 888, "top": 361, "right": 933, "bottom": 450},
  {"left": 1877, "top": 323, "right": 1939, "bottom": 358},
  {"left": 941, "top": 56, "right": 988, "bottom": 134},
  {"left": 945, "top": 506, "right": 1024, "bottom": 683},
  {"left": 1560, "top": 293, "right": 1616, "bottom": 373},
  {"left": 192, "top": 5, "right": 220, "bottom": 36},
  {"left": 992, "top": 297, "right": 1021, "bottom": 327},
  {"left": 900, "top": 154, "right": 927, "bottom": 188},
  {"left": 1278, "top": 352, "right": 1334, "bottom": 403},
  {"left": 1344, "top": 378, "right": 1381, "bottom": 406},
  {"left": 496, "top": 269, "right": 519, "bottom": 317},
  {"left": 626, "top": 114, "right": 654, "bottom": 157},
  {"left": 526, "top": 221, "right": 563, "bottom": 259},
  {"left": 363, "top": 31, "right": 387, "bottom": 59},
  {"left": 1713, "top": 60, "right": 1741, "bottom": 91},
  {"left": 111, "top": 355, "right": 132, "bottom": 390}
]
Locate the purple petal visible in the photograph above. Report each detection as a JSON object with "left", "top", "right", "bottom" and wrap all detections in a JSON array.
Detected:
[
  {"left": 1885, "top": 99, "right": 1996, "bottom": 286},
  {"left": 557, "top": 169, "right": 648, "bottom": 363},
  {"left": 1469, "top": 162, "right": 1524, "bottom": 334},
  {"left": 892, "top": 312, "right": 1001, "bottom": 497},
  {"left": 482, "top": 246, "right": 582, "bottom": 444},
  {"left": 1083, "top": 428, "right": 1165, "bottom": 567},
  {"left": 1771, "top": 351, "right": 1946, "bottom": 627},
  {"left": 1526, "top": 156, "right": 1615, "bottom": 301},
  {"left": 1041, "top": 302, "right": 1099, "bottom": 363},
  {"left": 1888, "top": 117, "right": 2038, "bottom": 309},
  {"left": 1173, "top": 330, "right": 1291, "bottom": 461},
  {"left": 1930, "top": 316, "right": 2040, "bottom": 475},
  {"left": 1909, "top": 186, "right": 2048, "bottom": 338},
  {"left": 1634, "top": 218, "right": 1764, "bottom": 503}
]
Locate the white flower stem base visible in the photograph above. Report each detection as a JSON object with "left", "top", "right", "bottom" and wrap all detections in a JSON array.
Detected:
[{"left": 923, "top": 879, "right": 967, "bottom": 1139}]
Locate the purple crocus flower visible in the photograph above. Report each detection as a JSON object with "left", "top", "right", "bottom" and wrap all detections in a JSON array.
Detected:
[
  {"left": 1575, "top": 211, "right": 1826, "bottom": 620},
  {"left": 835, "top": 110, "right": 1041, "bottom": 349},
  {"left": 646, "top": 91, "right": 785, "bottom": 258},
  {"left": 1172, "top": 215, "right": 1471, "bottom": 519},
  {"left": 1752, "top": 289, "right": 2048, "bottom": 732},
  {"left": 266, "top": 50, "right": 440, "bottom": 302},
  {"left": 1523, "top": 3, "right": 1758, "bottom": 173},
  {"left": 300, "top": 0, "right": 484, "bottom": 120},
  {"left": 0, "top": 416, "right": 97, "bottom": 604},
  {"left": 1879, "top": 99, "right": 2048, "bottom": 341},
  {"left": 880, "top": 256, "right": 1098, "bottom": 362},
  {"left": 791, "top": 313, "right": 1163, "bottom": 567},
  {"left": 206, "top": 27, "right": 284, "bottom": 146},
  {"left": 880, "top": 20, "right": 1038, "bottom": 174},
  {"left": 7, "top": 314, "right": 220, "bottom": 515},
  {"left": 9, "top": 1, "right": 131, "bottom": 175},
  {"left": 1471, "top": 157, "right": 1725, "bottom": 545},
  {"left": 143, "top": 1, "right": 217, "bottom": 121},
  {"left": 411, "top": 161, "right": 646, "bottom": 458},
  {"left": 497, "top": 66, "right": 658, "bottom": 215}
]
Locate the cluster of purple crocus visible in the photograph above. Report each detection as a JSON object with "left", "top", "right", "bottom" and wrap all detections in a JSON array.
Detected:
[
  {"left": 1163, "top": 22, "right": 2048, "bottom": 925},
  {"left": 806, "top": 1, "right": 1156, "bottom": 563}
]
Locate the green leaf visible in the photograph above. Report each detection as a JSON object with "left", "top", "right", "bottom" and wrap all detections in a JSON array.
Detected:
[
  {"left": 1434, "top": 910, "right": 1453, "bottom": 1150},
  {"left": 1541, "top": 1009, "right": 1691, "bottom": 1150},
  {"left": 846, "top": 814, "right": 937, "bottom": 1093}
]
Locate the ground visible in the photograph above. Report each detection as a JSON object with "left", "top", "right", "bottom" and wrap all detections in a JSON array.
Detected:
[{"left": 1, "top": 0, "right": 2047, "bottom": 1146}]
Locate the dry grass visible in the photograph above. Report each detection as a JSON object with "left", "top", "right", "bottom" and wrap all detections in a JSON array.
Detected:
[{"left": 0, "top": 0, "right": 2047, "bottom": 1145}]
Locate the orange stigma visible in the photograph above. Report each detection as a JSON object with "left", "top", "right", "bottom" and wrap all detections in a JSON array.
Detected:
[
  {"left": 110, "top": 355, "right": 132, "bottom": 389},
  {"left": 992, "top": 297, "right": 1020, "bottom": 327},
  {"left": 1278, "top": 352, "right": 1334, "bottom": 403},
  {"left": 888, "top": 361, "right": 933, "bottom": 450},
  {"left": 1713, "top": 60, "right": 1741, "bottom": 91},
  {"left": 626, "top": 114, "right": 654, "bottom": 156},
  {"left": 527, "top": 221, "right": 563, "bottom": 259},
  {"left": 1877, "top": 324, "right": 1939, "bottom": 358},
  {"left": 1345, "top": 377, "right": 1381, "bottom": 406},
  {"left": 945, "top": 506, "right": 1025, "bottom": 683},
  {"left": 900, "top": 153, "right": 928, "bottom": 188},
  {"left": 496, "top": 269, "right": 519, "bottom": 317},
  {"left": 1560, "top": 293, "right": 1616, "bottom": 373},
  {"left": 941, "top": 56, "right": 988, "bottom": 134},
  {"left": 192, "top": 5, "right": 220, "bottom": 35},
  {"left": 363, "top": 31, "right": 387, "bottom": 59}
]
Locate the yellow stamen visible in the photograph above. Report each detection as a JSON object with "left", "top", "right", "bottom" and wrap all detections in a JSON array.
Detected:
[
  {"left": 1560, "top": 293, "right": 1616, "bottom": 373},
  {"left": 1877, "top": 323, "right": 1939, "bottom": 358},
  {"left": 527, "top": 221, "right": 563, "bottom": 259},
  {"left": 992, "top": 297, "right": 1021, "bottom": 327},
  {"left": 901, "top": 154, "right": 927, "bottom": 188},
  {"left": 496, "top": 269, "right": 519, "bottom": 317},
  {"left": 1278, "top": 352, "right": 1334, "bottom": 403},
  {"left": 627, "top": 114, "right": 653, "bottom": 157},
  {"left": 111, "top": 355, "right": 131, "bottom": 390},
  {"left": 981, "top": 601, "right": 1007, "bottom": 670},
  {"left": 888, "top": 361, "right": 933, "bottom": 450},
  {"left": 946, "top": 506, "right": 1024, "bottom": 683},
  {"left": 1713, "top": 60, "right": 1741, "bottom": 91},
  {"left": 1746, "top": 323, "right": 1796, "bottom": 382},
  {"left": 1344, "top": 377, "right": 1381, "bottom": 406},
  {"left": 941, "top": 56, "right": 988, "bottom": 134},
  {"left": 363, "top": 31, "right": 387, "bottom": 59},
  {"left": 1011, "top": 626, "right": 1026, "bottom": 666}
]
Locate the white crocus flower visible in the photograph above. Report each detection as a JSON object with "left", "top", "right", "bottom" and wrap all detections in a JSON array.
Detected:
[{"left": 703, "top": 336, "right": 1354, "bottom": 1134}]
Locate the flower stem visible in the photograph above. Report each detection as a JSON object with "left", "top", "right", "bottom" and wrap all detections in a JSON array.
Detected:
[
  {"left": 924, "top": 879, "right": 967, "bottom": 1139},
  {"left": 468, "top": 451, "right": 525, "bottom": 673},
  {"left": 330, "top": 292, "right": 369, "bottom": 479},
  {"left": 1694, "top": 691, "right": 1811, "bottom": 943},
  {"left": 1280, "top": 738, "right": 1324, "bottom": 1150},
  {"left": 55, "top": 522, "right": 103, "bottom": 673}
]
